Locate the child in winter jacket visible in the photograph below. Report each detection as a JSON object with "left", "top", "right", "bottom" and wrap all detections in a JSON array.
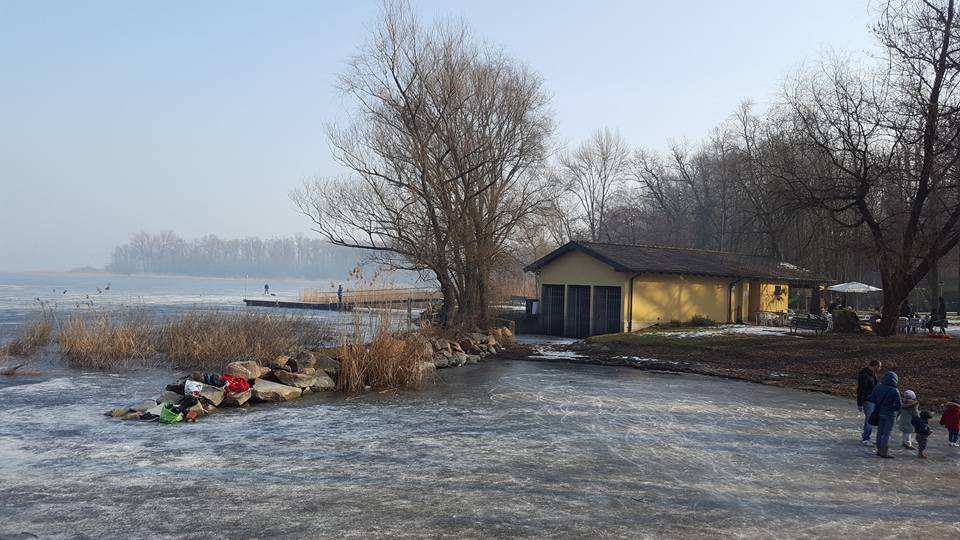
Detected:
[
  {"left": 897, "top": 390, "right": 920, "bottom": 449},
  {"left": 939, "top": 398, "right": 960, "bottom": 447},
  {"left": 913, "top": 411, "right": 933, "bottom": 458}
]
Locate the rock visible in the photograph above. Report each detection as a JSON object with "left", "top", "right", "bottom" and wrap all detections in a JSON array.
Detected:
[
  {"left": 107, "top": 408, "right": 127, "bottom": 418},
  {"left": 286, "top": 358, "right": 300, "bottom": 373},
  {"left": 275, "top": 370, "right": 318, "bottom": 389},
  {"left": 273, "top": 355, "right": 290, "bottom": 367},
  {"left": 458, "top": 338, "right": 478, "bottom": 354},
  {"left": 131, "top": 399, "right": 157, "bottom": 413},
  {"left": 221, "top": 389, "right": 252, "bottom": 407},
  {"left": 268, "top": 362, "right": 292, "bottom": 373},
  {"left": 313, "top": 354, "right": 340, "bottom": 376},
  {"left": 485, "top": 335, "right": 498, "bottom": 347},
  {"left": 450, "top": 341, "right": 463, "bottom": 353},
  {"left": 191, "top": 382, "right": 224, "bottom": 406},
  {"left": 419, "top": 361, "right": 436, "bottom": 375},
  {"left": 158, "top": 390, "right": 182, "bottom": 404},
  {"left": 432, "top": 353, "right": 450, "bottom": 368},
  {"left": 224, "top": 360, "right": 268, "bottom": 380},
  {"left": 145, "top": 404, "right": 164, "bottom": 416},
  {"left": 301, "top": 387, "right": 313, "bottom": 395},
  {"left": 300, "top": 367, "right": 317, "bottom": 376},
  {"left": 252, "top": 379, "right": 302, "bottom": 402},
  {"left": 294, "top": 350, "right": 316, "bottom": 369},
  {"left": 450, "top": 351, "right": 467, "bottom": 367},
  {"left": 489, "top": 327, "right": 503, "bottom": 338},
  {"left": 433, "top": 338, "right": 450, "bottom": 352},
  {"left": 122, "top": 412, "right": 143, "bottom": 421},
  {"left": 309, "top": 373, "right": 336, "bottom": 391},
  {"left": 501, "top": 326, "right": 513, "bottom": 338},
  {"left": 439, "top": 349, "right": 453, "bottom": 359},
  {"left": 465, "top": 354, "right": 480, "bottom": 365}
]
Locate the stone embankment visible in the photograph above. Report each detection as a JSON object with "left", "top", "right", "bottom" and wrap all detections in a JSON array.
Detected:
[{"left": 106, "top": 327, "right": 514, "bottom": 423}]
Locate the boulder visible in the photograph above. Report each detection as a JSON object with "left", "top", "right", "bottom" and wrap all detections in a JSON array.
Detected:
[
  {"left": 294, "top": 350, "right": 316, "bottom": 369},
  {"left": 450, "top": 351, "right": 468, "bottom": 367},
  {"left": 433, "top": 338, "right": 450, "bottom": 352},
  {"left": 224, "top": 360, "right": 268, "bottom": 380},
  {"left": 188, "top": 381, "right": 224, "bottom": 406},
  {"left": 309, "top": 373, "right": 336, "bottom": 392},
  {"left": 300, "top": 367, "right": 317, "bottom": 376},
  {"left": 275, "top": 370, "right": 318, "bottom": 389},
  {"left": 432, "top": 353, "right": 450, "bottom": 368},
  {"left": 450, "top": 341, "right": 463, "bottom": 353},
  {"left": 107, "top": 408, "right": 127, "bottom": 418},
  {"left": 221, "top": 389, "right": 252, "bottom": 407},
  {"left": 273, "top": 355, "right": 290, "bottom": 367},
  {"left": 252, "top": 379, "right": 302, "bottom": 402},
  {"left": 157, "top": 390, "right": 183, "bottom": 403},
  {"left": 312, "top": 354, "right": 340, "bottom": 376},
  {"left": 458, "top": 338, "right": 478, "bottom": 354},
  {"left": 131, "top": 399, "right": 157, "bottom": 413},
  {"left": 465, "top": 354, "right": 480, "bottom": 365}
]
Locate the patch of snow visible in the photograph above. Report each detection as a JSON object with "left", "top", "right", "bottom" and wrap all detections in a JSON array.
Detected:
[
  {"left": 638, "top": 324, "right": 793, "bottom": 338},
  {"left": 528, "top": 348, "right": 586, "bottom": 360}
]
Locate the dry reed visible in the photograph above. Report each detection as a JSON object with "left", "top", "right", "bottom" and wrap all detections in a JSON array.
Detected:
[
  {"left": 57, "top": 311, "right": 155, "bottom": 368},
  {"left": 156, "top": 311, "right": 330, "bottom": 371},
  {"left": 336, "top": 316, "right": 429, "bottom": 392},
  {"left": 1, "top": 313, "right": 54, "bottom": 358}
]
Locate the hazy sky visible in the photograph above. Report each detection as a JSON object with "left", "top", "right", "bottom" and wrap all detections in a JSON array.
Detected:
[{"left": 0, "top": 1, "right": 876, "bottom": 272}]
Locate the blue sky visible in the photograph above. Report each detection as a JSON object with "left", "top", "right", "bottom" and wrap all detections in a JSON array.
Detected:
[{"left": 0, "top": 1, "right": 875, "bottom": 271}]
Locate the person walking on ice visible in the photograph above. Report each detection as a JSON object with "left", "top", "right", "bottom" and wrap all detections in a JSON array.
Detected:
[
  {"left": 857, "top": 360, "right": 881, "bottom": 446},
  {"left": 264, "top": 283, "right": 270, "bottom": 295},
  {"left": 868, "top": 371, "right": 902, "bottom": 459}
]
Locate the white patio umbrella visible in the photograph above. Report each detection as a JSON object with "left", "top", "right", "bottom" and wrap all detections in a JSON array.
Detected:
[
  {"left": 827, "top": 281, "right": 882, "bottom": 293},
  {"left": 827, "top": 281, "right": 882, "bottom": 312}
]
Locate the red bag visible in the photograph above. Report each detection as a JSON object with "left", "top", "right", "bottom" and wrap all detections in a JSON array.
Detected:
[{"left": 221, "top": 374, "right": 250, "bottom": 394}]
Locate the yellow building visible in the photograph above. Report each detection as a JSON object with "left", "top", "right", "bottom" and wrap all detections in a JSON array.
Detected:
[{"left": 524, "top": 241, "right": 828, "bottom": 338}]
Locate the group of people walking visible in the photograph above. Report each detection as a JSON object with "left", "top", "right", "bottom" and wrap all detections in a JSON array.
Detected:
[{"left": 857, "top": 360, "right": 960, "bottom": 458}]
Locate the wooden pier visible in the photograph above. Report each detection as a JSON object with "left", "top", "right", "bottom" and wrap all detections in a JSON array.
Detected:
[{"left": 243, "top": 296, "right": 438, "bottom": 311}]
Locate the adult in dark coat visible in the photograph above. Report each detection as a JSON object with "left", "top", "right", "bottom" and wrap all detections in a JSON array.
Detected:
[
  {"left": 857, "top": 360, "right": 881, "bottom": 445},
  {"left": 868, "top": 371, "right": 903, "bottom": 458}
]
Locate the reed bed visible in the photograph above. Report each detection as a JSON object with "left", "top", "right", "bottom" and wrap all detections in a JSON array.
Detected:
[
  {"left": 57, "top": 311, "right": 155, "bottom": 369},
  {"left": 0, "top": 313, "right": 54, "bottom": 358},
  {"left": 336, "top": 316, "right": 429, "bottom": 392},
  {"left": 156, "top": 311, "right": 331, "bottom": 371}
]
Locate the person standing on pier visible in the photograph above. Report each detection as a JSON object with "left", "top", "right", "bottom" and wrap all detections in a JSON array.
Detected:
[
  {"left": 264, "top": 283, "right": 269, "bottom": 295},
  {"left": 337, "top": 284, "right": 343, "bottom": 307}
]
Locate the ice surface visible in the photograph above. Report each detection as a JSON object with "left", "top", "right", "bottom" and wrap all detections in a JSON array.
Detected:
[{"left": 1, "top": 361, "right": 958, "bottom": 538}]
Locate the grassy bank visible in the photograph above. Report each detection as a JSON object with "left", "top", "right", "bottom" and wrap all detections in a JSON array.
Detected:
[{"left": 577, "top": 331, "right": 960, "bottom": 410}]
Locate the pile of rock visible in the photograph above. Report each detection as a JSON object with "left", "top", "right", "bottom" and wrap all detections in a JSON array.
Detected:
[
  {"left": 106, "top": 349, "right": 341, "bottom": 423},
  {"left": 430, "top": 327, "right": 513, "bottom": 369}
]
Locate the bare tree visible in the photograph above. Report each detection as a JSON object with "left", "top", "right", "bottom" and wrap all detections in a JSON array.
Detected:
[
  {"left": 291, "top": 1, "right": 552, "bottom": 328},
  {"left": 785, "top": 0, "right": 960, "bottom": 334},
  {"left": 555, "top": 128, "right": 631, "bottom": 241}
]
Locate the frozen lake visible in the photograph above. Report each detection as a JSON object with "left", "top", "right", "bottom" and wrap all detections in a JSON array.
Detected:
[
  {"left": 0, "top": 272, "right": 418, "bottom": 344},
  {"left": 1, "top": 359, "right": 958, "bottom": 539}
]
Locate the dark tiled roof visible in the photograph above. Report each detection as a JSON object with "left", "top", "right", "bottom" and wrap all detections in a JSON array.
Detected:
[{"left": 524, "top": 241, "right": 830, "bottom": 283}]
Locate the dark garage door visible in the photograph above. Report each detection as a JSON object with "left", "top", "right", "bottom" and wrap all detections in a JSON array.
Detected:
[
  {"left": 541, "top": 284, "right": 565, "bottom": 336},
  {"left": 592, "top": 286, "right": 622, "bottom": 335},
  {"left": 565, "top": 285, "right": 591, "bottom": 338}
]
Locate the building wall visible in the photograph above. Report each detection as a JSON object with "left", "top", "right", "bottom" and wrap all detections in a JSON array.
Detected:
[
  {"left": 629, "top": 274, "right": 733, "bottom": 327},
  {"left": 533, "top": 251, "right": 793, "bottom": 334},
  {"left": 535, "top": 250, "right": 630, "bottom": 334}
]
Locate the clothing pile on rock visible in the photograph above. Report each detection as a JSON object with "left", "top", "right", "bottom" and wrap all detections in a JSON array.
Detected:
[{"left": 105, "top": 371, "right": 250, "bottom": 424}]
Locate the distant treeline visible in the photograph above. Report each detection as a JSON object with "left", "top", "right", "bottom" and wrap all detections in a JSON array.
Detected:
[{"left": 107, "top": 232, "right": 362, "bottom": 279}]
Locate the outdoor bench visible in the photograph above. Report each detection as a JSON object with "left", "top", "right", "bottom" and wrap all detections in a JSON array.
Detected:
[{"left": 790, "top": 317, "right": 829, "bottom": 335}]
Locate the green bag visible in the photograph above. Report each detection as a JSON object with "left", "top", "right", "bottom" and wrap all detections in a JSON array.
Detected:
[{"left": 159, "top": 404, "right": 183, "bottom": 424}]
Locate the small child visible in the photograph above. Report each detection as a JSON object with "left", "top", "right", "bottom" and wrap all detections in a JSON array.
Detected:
[
  {"left": 898, "top": 390, "right": 920, "bottom": 449},
  {"left": 939, "top": 397, "right": 960, "bottom": 447},
  {"left": 912, "top": 411, "right": 933, "bottom": 459}
]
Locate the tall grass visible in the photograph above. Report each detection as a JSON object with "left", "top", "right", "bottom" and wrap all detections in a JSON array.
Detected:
[
  {"left": 57, "top": 311, "right": 155, "bottom": 368},
  {"left": 55, "top": 309, "right": 331, "bottom": 371},
  {"left": 0, "top": 312, "right": 54, "bottom": 358},
  {"left": 157, "top": 311, "right": 330, "bottom": 371},
  {"left": 336, "top": 315, "right": 429, "bottom": 392}
]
